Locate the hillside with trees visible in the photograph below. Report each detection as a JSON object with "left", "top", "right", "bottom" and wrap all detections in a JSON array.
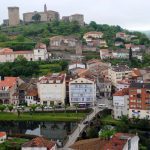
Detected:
[{"left": 0, "top": 21, "right": 150, "bottom": 50}]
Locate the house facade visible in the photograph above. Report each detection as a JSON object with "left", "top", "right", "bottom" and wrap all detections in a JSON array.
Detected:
[
  {"left": 0, "top": 77, "right": 23, "bottom": 104},
  {"left": 113, "top": 88, "right": 129, "bottom": 119},
  {"left": 69, "top": 77, "right": 96, "bottom": 106},
  {"left": 108, "top": 65, "right": 132, "bottom": 86},
  {"left": 49, "top": 36, "right": 77, "bottom": 50},
  {"left": 37, "top": 73, "right": 66, "bottom": 105},
  {"left": 129, "top": 83, "right": 150, "bottom": 120},
  {"left": 0, "top": 44, "right": 49, "bottom": 63}
]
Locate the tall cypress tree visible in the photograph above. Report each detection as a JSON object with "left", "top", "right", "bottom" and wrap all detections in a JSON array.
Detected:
[{"left": 129, "top": 47, "right": 132, "bottom": 61}]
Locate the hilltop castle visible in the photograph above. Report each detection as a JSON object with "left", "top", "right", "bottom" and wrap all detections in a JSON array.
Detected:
[
  {"left": 3, "top": 4, "right": 84, "bottom": 26},
  {"left": 23, "top": 4, "right": 60, "bottom": 23}
]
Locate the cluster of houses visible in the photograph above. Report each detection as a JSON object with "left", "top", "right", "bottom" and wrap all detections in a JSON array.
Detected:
[
  {"left": 0, "top": 43, "right": 50, "bottom": 63},
  {"left": 0, "top": 31, "right": 147, "bottom": 63},
  {"left": 0, "top": 131, "right": 139, "bottom": 150},
  {"left": 0, "top": 57, "right": 150, "bottom": 120}
]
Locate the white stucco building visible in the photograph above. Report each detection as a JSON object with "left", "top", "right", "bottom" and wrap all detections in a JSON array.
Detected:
[
  {"left": 0, "top": 43, "right": 49, "bottom": 63},
  {"left": 69, "top": 77, "right": 96, "bottom": 106},
  {"left": 37, "top": 73, "right": 66, "bottom": 105},
  {"left": 108, "top": 65, "right": 132, "bottom": 86},
  {"left": 113, "top": 88, "right": 129, "bottom": 119}
]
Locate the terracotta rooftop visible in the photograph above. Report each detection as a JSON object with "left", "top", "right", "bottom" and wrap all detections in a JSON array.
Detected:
[
  {"left": 70, "top": 138, "right": 107, "bottom": 150},
  {"left": 113, "top": 88, "right": 129, "bottom": 96},
  {"left": 84, "top": 31, "right": 103, "bottom": 36},
  {"left": 22, "top": 137, "right": 56, "bottom": 148},
  {"left": 26, "top": 88, "right": 38, "bottom": 97},
  {"left": 111, "top": 65, "right": 131, "bottom": 72},
  {"left": 132, "top": 68, "right": 142, "bottom": 77},
  {"left": 117, "top": 79, "right": 130, "bottom": 84},
  {"left": 0, "top": 77, "right": 17, "bottom": 90},
  {"left": 103, "top": 133, "right": 135, "bottom": 150},
  {"left": 35, "top": 43, "right": 46, "bottom": 49},
  {"left": 0, "top": 132, "right": 6, "bottom": 137},
  {"left": 70, "top": 133, "right": 136, "bottom": 150},
  {"left": 39, "top": 73, "right": 66, "bottom": 84}
]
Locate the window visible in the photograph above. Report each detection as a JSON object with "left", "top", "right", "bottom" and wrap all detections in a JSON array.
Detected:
[{"left": 137, "top": 94, "right": 141, "bottom": 98}]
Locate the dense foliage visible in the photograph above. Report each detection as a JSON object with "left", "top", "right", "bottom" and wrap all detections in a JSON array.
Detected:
[
  {"left": 1, "top": 20, "right": 150, "bottom": 50},
  {"left": 0, "top": 56, "right": 68, "bottom": 77}
]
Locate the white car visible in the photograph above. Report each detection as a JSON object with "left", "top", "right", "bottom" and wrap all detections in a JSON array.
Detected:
[{"left": 98, "top": 104, "right": 108, "bottom": 108}]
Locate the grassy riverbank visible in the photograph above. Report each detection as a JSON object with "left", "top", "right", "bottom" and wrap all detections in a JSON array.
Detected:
[{"left": 0, "top": 112, "right": 86, "bottom": 122}]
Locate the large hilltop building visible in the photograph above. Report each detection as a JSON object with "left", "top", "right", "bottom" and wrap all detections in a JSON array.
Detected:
[
  {"left": 62, "top": 14, "right": 84, "bottom": 26},
  {"left": 23, "top": 4, "right": 59, "bottom": 23},
  {"left": 8, "top": 7, "right": 20, "bottom": 26}
]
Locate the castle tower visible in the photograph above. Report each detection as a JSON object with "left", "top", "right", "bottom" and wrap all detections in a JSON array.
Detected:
[
  {"left": 8, "top": 7, "right": 20, "bottom": 26},
  {"left": 44, "top": 4, "right": 47, "bottom": 13},
  {"left": 76, "top": 41, "right": 82, "bottom": 55}
]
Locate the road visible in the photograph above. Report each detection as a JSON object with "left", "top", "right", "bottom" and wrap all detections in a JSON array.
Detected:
[
  {"left": 61, "top": 106, "right": 102, "bottom": 149},
  {"left": 97, "top": 97, "right": 113, "bottom": 109}
]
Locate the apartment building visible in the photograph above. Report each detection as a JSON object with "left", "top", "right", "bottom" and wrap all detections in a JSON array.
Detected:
[
  {"left": 37, "top": 73, "right": 66, "bottom": 105},
  {"left": 129, "top": 83, "right": 150, "bottom": 120},
  {"left": 113, "top": 88, "right": 129, "bottom": 119},
  {"left": 69, "top": 77, "right": 96, "bottom": 106},
  {"left": 0, "top": 77, "right": 23, "bottom": 104},
  {"left": 108, "top": 65, "right": 132, "bottom": 86}
]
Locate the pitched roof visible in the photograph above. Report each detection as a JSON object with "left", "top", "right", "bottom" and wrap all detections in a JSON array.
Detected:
[
  {"left": 26, "top": 88, "right": 38, "bottom": 97},
  {"left": 22, "top": 137, "right": 56, "bottom": 148},
  {"left": 132, "top": 68, "right": 142, "bottom": 77},
  {"left": 0, "top": 77, "right": 17, "bottom": 90},
  {"left": 0, "top": 132, "right": 6, "bottom": 137},
  {"left": 70, "top": 138, "right": 107, "bottom": 150},
  {"left": 103, "top": 133, "right": 135, "bottom": 150},
  {"left": 113, "top": 88, "right": 129, "bottom": 96}
]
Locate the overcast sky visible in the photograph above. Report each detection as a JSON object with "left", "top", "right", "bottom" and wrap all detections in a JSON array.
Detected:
[{"left": 0, "top": 0, "right": 150, "bottom": 31}]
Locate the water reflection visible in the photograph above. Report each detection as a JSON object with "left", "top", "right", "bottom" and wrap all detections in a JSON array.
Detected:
[{"left": 0, "top": 121, "right": 77, "bottom": 141}]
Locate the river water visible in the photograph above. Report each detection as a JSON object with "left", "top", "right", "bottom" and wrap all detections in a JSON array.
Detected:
[{"left": 0, "top": 121, "right": 77, "bottom": 146}]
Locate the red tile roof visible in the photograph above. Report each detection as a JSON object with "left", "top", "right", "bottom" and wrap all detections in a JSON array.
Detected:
[
  {"left": 0, "top": 132, "right": 6, "bottom": 137},
  {"left": 0, "top": 48, "right": 32, "bottom": 55},
  {"left": 26, "top": 88, "right": 38, "bottom": 97},
  {"left": 22, "top": 137, "right": 56, "bottom": 148},
  {"left": 103, "top": 133, "right": 134, "bottom": 150},
  {"left": 113, "top": 88, "right": 129, "bottom": 96},
  {"left": 132, "top": 68, "right": 142, "bottom": 77},
  {"left": 0, "top": 77, "right": 17, "bottom": 90}
]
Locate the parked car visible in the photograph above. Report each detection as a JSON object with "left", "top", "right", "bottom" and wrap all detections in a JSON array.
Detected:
[
  {"left": 83, "top": 121, "right": 89, "bottom": 124},
  {"left": 44, "top": 106, "right": 52, "bottom": 110}
]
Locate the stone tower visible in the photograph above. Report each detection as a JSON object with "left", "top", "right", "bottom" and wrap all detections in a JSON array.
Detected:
[
  {"left": 8, "top": 7, "right": 20, "bottom": 26},
  {"left": 76, "top": 41, "right": 82, "bottom": 55},
  {"left": 44, "top": 4, "right": 47, "bottom": 13}
]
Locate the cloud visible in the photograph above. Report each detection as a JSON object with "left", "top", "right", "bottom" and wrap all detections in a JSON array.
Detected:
[{"left": 0, "top": 0, "right": 150, "bottom": 30}]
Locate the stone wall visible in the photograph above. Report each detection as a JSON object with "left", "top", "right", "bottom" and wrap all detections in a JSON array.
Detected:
[{"left": 8, "top": 7, "right": 20, "bottom": 26}]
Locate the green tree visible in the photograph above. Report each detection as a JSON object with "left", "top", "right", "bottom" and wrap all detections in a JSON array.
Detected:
[
  {"left": 99, "top": 127, "right": 115, "bottom": 140},
  {"left": 40, "top": 105, "right": 45, "bottom": 112},
  {"left": 129, "top": 47, "right": 132, "bottom": 61},
  {"left": 7, "top": 104, "right": 13, "bottom": 112},
  {"left": 32, "top": 13, "right": 41, "bottom": 22},
  {"left": 29, "top": 104, "right": 37, "bottom": 113},
  {"left": 16, "top": 35, "right": 25, "bottom": 42},
  {"left": 0, "top": 105, "right": 6, "bottom": 112},
  {"left": 87, "top": 127, "right": 98, "bottom": 138}
]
